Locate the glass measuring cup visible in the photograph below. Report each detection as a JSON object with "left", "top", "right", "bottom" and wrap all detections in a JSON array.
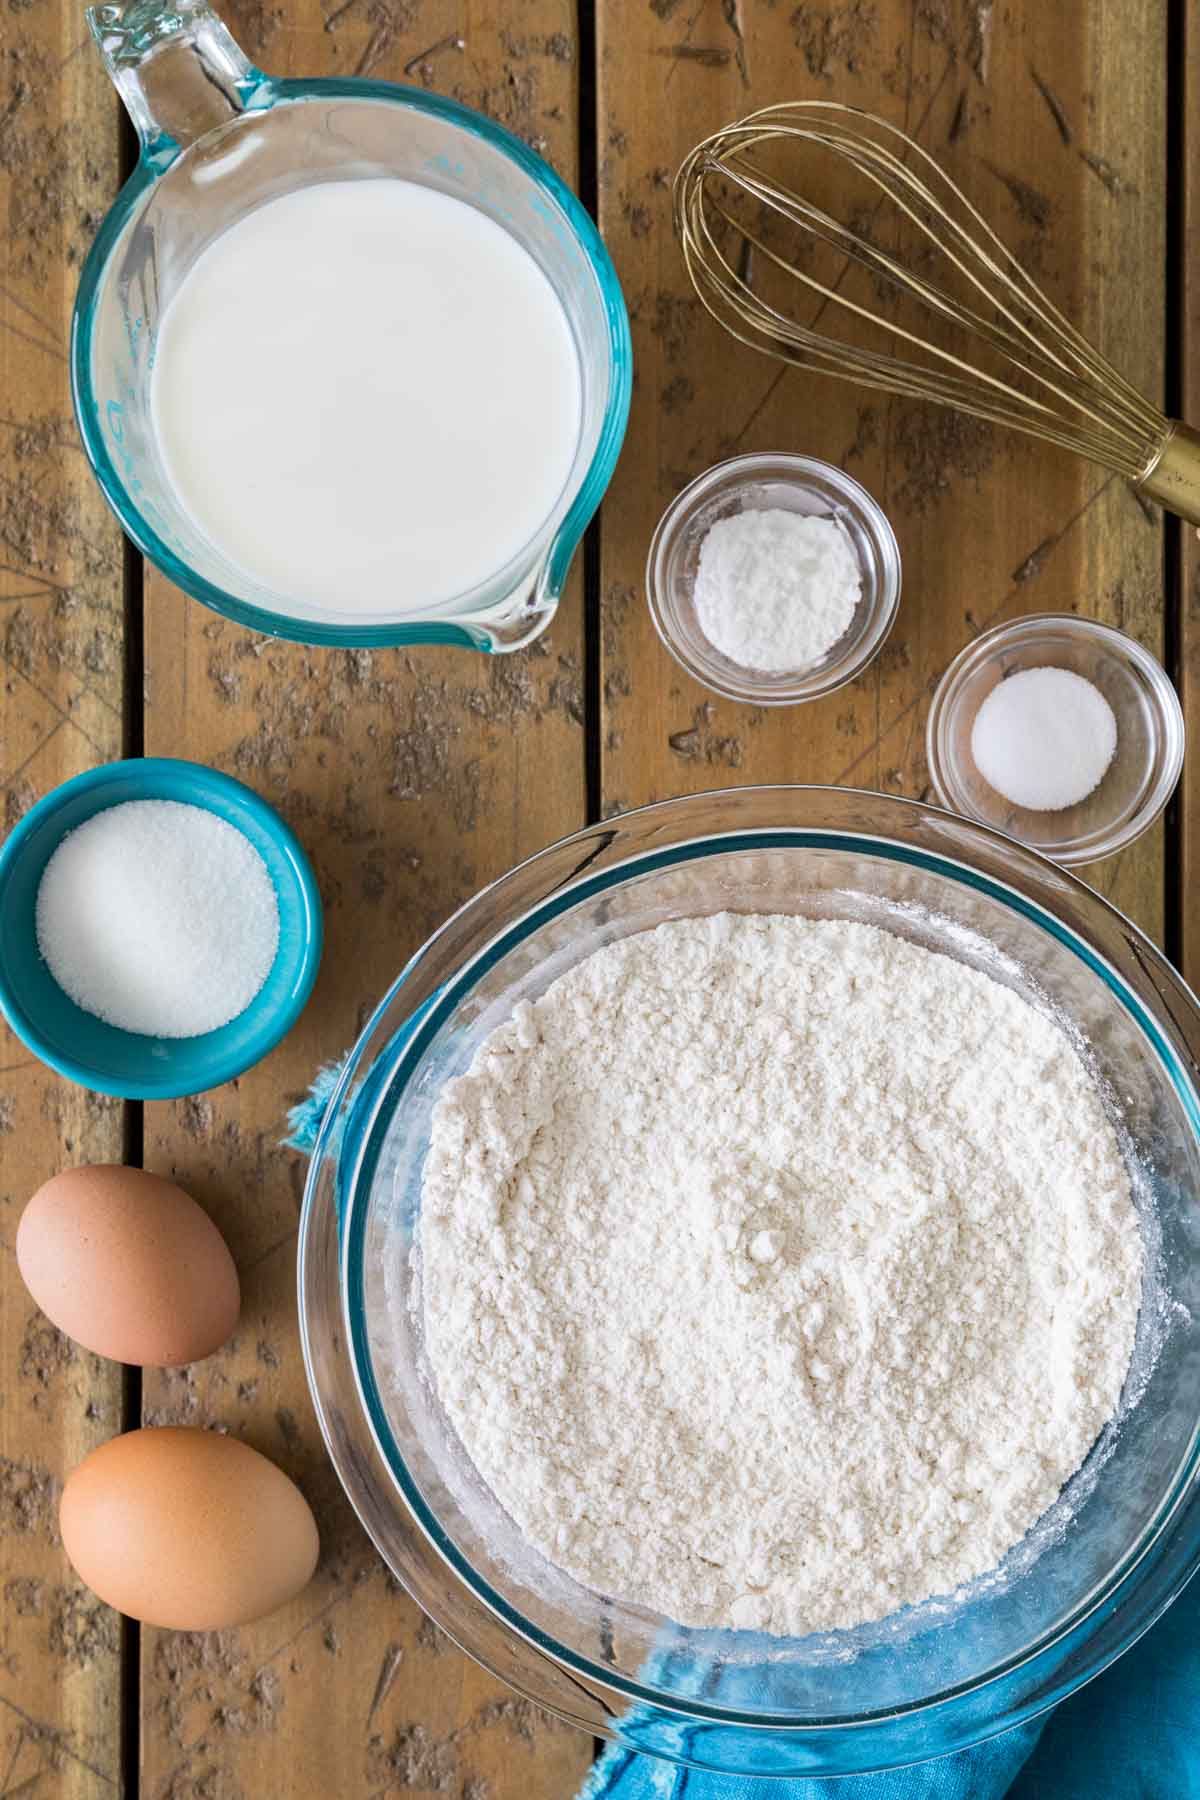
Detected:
[{"left": 73, "top": 0, "right": 632, "bottom": 651}]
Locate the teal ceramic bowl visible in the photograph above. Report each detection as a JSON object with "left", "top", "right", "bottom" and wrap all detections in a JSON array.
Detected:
[{"left": 0, "top": 759, "right": 322, "bottom": 1099}]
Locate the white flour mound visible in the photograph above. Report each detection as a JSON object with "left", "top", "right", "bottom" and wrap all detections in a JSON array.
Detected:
[{"left": 416, "top": 914, "right": 1143, "bottom": 1636}]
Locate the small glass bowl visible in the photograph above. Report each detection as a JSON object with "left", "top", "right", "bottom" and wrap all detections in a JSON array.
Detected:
[
  {"left": 927, "top": 615, "right": 1185, "bottom": 866},
  {"left": 645, "top": 453, "right": 901, "bottom": 705}
]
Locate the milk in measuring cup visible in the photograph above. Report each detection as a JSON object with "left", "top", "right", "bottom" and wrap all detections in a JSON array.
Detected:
[{"left": 150, "top": 179, "right": 583, "bottom": 615}]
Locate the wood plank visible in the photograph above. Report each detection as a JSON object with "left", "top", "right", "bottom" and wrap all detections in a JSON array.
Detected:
[
  {"left": 1180, "top": 2, "right": 1199, "bottom": 993},
  {"left": 0, "top": 0, "right": 127, "bottom": 1793},
  {"left": 598, "top": 0, "right": 1167, "bottom": 946},
  {"left": 138, "top": 3, "right": 593, "bottom": 1796}
]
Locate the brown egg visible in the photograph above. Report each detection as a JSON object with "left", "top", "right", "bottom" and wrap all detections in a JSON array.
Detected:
[
  {"left": 16, "top": 1164, "right": 239, "bottom": 1366},
  {"left": 60, "top": 1428, "right": 319, "bottom": 1629}
]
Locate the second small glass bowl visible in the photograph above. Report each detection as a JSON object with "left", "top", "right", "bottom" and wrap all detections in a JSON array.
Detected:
[
  {"left": 646, "top": 454, "right": 901, "bottom": 705},
  {"left": 927, "top": 615, "right": 1185, "bottom": 865}
]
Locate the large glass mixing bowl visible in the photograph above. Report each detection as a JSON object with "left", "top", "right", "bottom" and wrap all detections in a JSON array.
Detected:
[{"left": 299, "top": 788, "right": 1200, "bottom": 1779}]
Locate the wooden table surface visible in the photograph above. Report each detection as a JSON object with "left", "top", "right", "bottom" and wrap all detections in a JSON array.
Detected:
[{"left": 1, "top": 0, "right": 1196, "bottom": 1793}]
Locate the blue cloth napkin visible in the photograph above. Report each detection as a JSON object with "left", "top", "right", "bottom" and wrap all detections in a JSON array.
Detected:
[{"left": 578, "top": 1572, "right": 1200, "bottom": 1797}]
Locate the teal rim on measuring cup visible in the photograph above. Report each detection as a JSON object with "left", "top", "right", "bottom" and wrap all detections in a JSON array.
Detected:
[{"left": 72, "top": 0, "right": 632, "bottom": 652}]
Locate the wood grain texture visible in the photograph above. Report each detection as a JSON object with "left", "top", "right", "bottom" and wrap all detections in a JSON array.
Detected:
[
  {"left": 1180, "top": 0, "right": 1198, "bottom": 992},
  {"left": 138, "top": 5, "right": 592, "bottom": 1798},
  {"left": 0, "top": 0, "right": 126, "bottom": 1792},
  {"left": 597, "top": 0, "right": 1167, "bottom": 946},
  {"left": 0, "top": 0, "right": 1187, "bottom": 1795}
]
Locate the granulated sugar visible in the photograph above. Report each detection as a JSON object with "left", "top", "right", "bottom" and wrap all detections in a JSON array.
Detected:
[
  {"left": 417, "top": 914, "right": 1142, "bottom": 1637},
  {"left": 36, "top": 799, "right": 279, "bottom": 1038}
]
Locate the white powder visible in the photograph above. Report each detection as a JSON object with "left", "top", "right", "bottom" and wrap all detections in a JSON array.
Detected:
[
  {"left": 693, "top": 509, "right": 861, "bottom": 672},
  {"left": 36, "top": 799, "right": 279, "bottom": 1037},
  {"left": 418, "top": 914, "right": 1142, "bottom": 1637},
  {"left": 971, "top": 667, "right": 1118, "bottom": 812}
]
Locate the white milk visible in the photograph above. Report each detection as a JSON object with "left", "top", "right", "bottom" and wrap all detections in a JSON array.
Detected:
[{"left": 150, "top": 178, "right": 583, "bottom": 616}]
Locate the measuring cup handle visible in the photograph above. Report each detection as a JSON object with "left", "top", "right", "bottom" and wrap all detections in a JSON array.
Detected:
[{"left": 87, "top": 0, "right": 269, "bottom": 164}]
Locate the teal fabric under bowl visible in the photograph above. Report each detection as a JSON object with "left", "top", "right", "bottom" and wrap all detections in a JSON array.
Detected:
[{"left": 0, "top": 758, "right": 322, "bottom": 1099}]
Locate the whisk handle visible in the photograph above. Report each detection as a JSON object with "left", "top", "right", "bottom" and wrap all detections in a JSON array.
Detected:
[{"left": 1138, "top": 422, "right": 1200, "bottom": 528}]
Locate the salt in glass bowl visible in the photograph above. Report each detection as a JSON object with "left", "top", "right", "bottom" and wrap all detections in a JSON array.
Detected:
[
  {"left": 926, "top": 615, "right": 1185, "bottom": 865},
  {"left": 645, "top": 453, "right": 901, "bottom": 705},
  {"left": 0, "top": 758, "right": 323, "bottom": 1099},
  {"left": 299, "top": 786, "right": 1200, "bottom": 1780}
]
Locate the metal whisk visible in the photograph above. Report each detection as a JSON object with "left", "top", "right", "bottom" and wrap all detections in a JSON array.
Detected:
[{"left": 675, "top": 101, "right": 1200, "bottom": 524}]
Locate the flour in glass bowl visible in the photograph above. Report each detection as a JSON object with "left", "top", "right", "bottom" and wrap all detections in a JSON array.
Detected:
[{"left": 416, "top": 914, "right": 1142, "bottom": 1637}]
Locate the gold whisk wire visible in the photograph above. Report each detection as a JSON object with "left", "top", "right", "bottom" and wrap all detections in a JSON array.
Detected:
[{"left": 674, "top": 101, "right": 1200, "bottom": 522}]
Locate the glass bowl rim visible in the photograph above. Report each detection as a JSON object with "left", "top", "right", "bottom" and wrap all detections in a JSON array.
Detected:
[
  {"left": 70, "top": 78, "right": 633, "bottom": 651},
  {"left": 300, "top": 785, "right": 1200, "bottom": 1744},
  {"left": 925, "top": 613, "right": 1186, "bottom": 865},
  {"left": 645, "top": 454, "right": 902, "bottom": 706}
]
